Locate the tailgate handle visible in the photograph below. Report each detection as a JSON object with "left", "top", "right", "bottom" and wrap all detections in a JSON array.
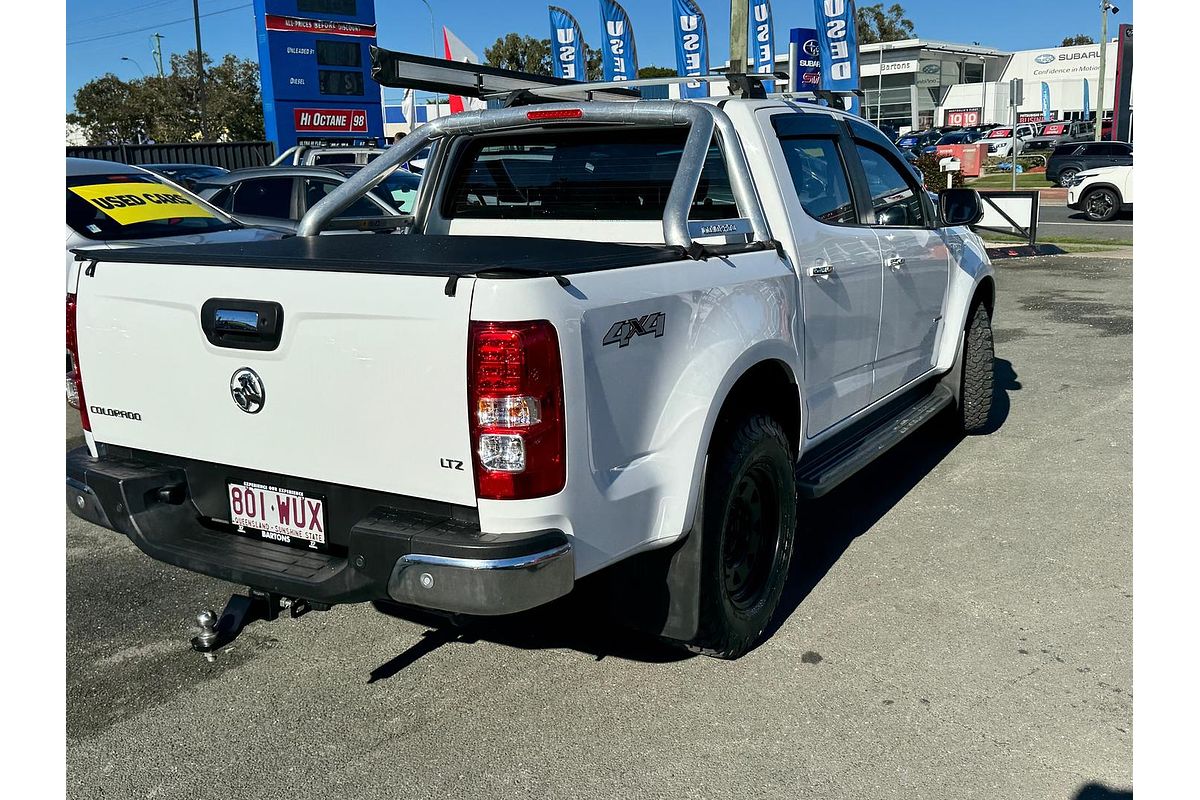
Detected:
[{"left": 201, "top": 299, "right": 284, "bottom": 351}]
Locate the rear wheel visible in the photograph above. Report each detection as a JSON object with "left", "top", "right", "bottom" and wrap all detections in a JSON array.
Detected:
[
  {"left": 688, "top": 414, "right": 796, "bottom": 659},
  {"left": 958, "top": 301, "right": 995, "bottom": 434},
  {"left": 1083, "top": 187, "right": 1120, "bottom": 222},
  {"left": 1057, "top": 167, "right": 1079, "bottom": 187}
]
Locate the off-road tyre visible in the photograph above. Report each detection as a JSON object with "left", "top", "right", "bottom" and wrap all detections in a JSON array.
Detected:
[
  {"left": 959, "top": 301, "right": 995, "bottom": 434},
  {"left": 688, "top": 414, "right": 796, "bottom": 659}
]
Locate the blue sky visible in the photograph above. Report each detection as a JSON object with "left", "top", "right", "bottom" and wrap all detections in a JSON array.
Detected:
[{"left": 66, "top": 0, "right": 1134, "bottom": 109}]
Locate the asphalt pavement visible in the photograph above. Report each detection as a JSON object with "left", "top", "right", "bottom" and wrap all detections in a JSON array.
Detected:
[
  {"left": 66, "top": 251, "right": 1133, "bottom": 800},
  {"left": 1037, "top": 200, "right": 1133, "bottom": 242}
]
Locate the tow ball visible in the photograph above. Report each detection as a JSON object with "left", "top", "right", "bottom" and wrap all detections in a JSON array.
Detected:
[{"left": 191, "top": 589, "right": 329, "bottom": 652}]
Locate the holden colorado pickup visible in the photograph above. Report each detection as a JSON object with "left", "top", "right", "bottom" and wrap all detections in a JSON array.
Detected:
[{"left": 66, "top": 87, "right": 996, "bottom": 659}]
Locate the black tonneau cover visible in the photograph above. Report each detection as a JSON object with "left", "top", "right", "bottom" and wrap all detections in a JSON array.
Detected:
[{"left": 74, "top": 234, "right": 686, "bottom": 279}]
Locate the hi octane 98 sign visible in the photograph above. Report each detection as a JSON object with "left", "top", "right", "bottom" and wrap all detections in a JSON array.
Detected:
[{"left": 253, "top": 0, "right": 384, "bottom": 151}]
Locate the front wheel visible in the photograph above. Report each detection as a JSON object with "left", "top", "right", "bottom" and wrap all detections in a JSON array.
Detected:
[
  {"left": 688, "top": 414, "right": 796, "bottom": 659},
  {"left": 1083, "top": 187, "right": 1120, "bottom": 222},
  {"left": 958, "top": 301, "right": 996, "bottom": 434}
]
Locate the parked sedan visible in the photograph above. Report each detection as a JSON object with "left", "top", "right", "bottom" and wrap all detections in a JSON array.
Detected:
[
  {"left": 66, "top": 158, "right": 281, "bottom": 284},
  {"left": 198, "top": 165, "right": 420, "bottom": 234},
  {"left": 922, "top": 129, "right": 981, "bottom": 154},
  {"left": 894, "top": 130, "right": 941, "bottom": 154},
  {"left": 1046, "top": 140, "right": 1133, "bottom": 187}
]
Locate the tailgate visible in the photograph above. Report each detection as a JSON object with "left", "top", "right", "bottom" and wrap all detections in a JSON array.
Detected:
[{"left": 76, "top": 260, "right": 478, "bottom": 506}]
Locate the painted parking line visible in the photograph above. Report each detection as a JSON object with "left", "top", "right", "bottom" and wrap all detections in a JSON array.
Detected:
[{"left": 1039, "top": 221, "right": 1134, "bottom": 228}]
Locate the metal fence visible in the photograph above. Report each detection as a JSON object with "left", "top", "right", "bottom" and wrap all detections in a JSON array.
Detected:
[{"left": 66, "top": 141, "right": 277, "bottom": 170}]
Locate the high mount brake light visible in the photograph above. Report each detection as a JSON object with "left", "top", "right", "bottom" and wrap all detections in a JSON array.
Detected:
[
  {"left": 66, "top": 293, "right": 90, "bottom": 431},
  {"left": 525, "top": 108, "right": 584, "bottom": 121},
  {"left": 468, "top": 320, "right": 565, "bottom": 500}
]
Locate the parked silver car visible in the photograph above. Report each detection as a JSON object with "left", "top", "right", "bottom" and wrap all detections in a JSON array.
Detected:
[{"left": 197, "top": 165, "right": 420, "bottom": 234}]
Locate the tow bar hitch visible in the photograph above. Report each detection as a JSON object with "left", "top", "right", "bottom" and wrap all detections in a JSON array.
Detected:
[{"left": 191, "top": 589, "right": 329, "bottom": 653}]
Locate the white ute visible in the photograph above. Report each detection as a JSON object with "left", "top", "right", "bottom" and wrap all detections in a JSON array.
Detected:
[{"left": 66, "top": 61, "right": 996, "bottom": 659}]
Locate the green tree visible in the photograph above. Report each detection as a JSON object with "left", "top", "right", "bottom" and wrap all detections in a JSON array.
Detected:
[
  {"left": 485, "top": 33, "right": 603, "bottom": 80},
  {"left": 1061, "top": 34, "right": 1096, "bottom": 46},
  {"left": 485, "top": 33, "right": 552, "bottom": 74},
  {"left": 856, "top": 3, "right": 916, "bottom": 45},
  {"left": 68, "top": 51, "right": 263, "bottom": 145},
  {"left": 638, "top": 66, "right": 676, "bottom": 79},
  {"left": 66, "top": 74, "right": 150, "bottom": 144}
]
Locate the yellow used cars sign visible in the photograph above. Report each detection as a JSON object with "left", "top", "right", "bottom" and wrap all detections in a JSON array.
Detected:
[{"left": 68, "top": 182, "right": 216, "bottom": 226}]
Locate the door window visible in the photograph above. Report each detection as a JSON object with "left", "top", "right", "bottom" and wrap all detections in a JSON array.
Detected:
[
  {"left": 229, "top": 178, "right": 293, "bottom": 219},
  {"left": 303, "top": 179, "right": 387, "bottom": 217},
  {"left": 777, "top": 138, "right": 857, "bottom": 226},
  {"left": 854, "top": 144, "right": 927, "bottom": 227}
]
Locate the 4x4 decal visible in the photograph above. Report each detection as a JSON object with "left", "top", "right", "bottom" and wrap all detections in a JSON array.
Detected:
[{"left": 603, "top": 312, "right": 667, "bottom": 348}]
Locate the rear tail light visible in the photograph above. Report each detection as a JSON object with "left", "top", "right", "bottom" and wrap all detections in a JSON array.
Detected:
[
  {"left": 468, "top": 320, "right": 565, "bottom": 499},
  {"left": 66, "top": 293, "right": 90, "bottom": 431}
]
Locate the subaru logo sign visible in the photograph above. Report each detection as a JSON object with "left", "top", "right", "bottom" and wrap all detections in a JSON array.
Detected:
[
  {"left": 1034, "top": 53, "right": 1055, "bottom": 64},
  {"left": 803, "top": 39, "right": 819, "bottom": 57}
]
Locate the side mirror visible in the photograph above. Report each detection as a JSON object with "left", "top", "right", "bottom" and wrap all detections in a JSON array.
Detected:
[{"left": 938, "top": 187, "right": 984, "bottom": 227}]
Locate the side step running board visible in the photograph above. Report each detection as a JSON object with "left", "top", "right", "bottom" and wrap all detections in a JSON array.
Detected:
[{"left": 796, "top": 384, "right": 954, "bottom": 499}]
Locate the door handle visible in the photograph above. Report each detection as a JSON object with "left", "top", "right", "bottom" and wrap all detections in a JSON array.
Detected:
[
  {"left": 806, "top": 260, "right": 834, "bottom": 278},
  {"left": 886, "top": 255, "right": 906, "bottom": 271}
]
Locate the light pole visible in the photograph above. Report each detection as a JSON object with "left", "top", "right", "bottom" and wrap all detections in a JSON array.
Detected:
[
  {"left": 876, "top": 43, "right": 885, "bottom": 125},
  {"left": 1095, "top": 1, "right": 1119, "bottom": 140},
  {"left": 121, "top": 56, "right": 145, "bottom": 77},
  {"left": 414, "top": 0, "right": 437, "bottom": 58}
]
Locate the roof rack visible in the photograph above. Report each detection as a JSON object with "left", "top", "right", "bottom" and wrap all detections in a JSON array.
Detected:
[
  {"left": 371, "top": 48, "right": 638, "bottom": 103},
  {"left": 371, "top": 49, "right": 864, "bottom": 107}
]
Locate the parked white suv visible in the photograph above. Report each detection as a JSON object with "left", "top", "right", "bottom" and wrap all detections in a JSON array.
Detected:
[
  {"left": 1067, "top": 165, "right": 1133, "bottom": 222},
  {"left": 982, "top": 124, "right": 1037, "bottom": 159},
  {"left": 66, "top": 88, "right": 996, "bottom": 659}
]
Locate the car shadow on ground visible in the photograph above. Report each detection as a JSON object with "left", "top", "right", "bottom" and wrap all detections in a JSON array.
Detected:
[
  {"left": 766, "top": 358, "right": 1020, "bottom": 640},
  {"left": 1073, "top": 782, "right": 1132, "bottom": 800},
  {"left": 369, "top": 362, "right": 1022, "bottom": 677}
]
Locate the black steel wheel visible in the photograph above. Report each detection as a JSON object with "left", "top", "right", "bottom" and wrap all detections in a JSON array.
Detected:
[{"left": 687, "top": 414, "right": 796, "bottom": 659}]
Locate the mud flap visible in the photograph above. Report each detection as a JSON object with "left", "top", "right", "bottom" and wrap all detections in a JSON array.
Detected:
[{"left": 601, "top": 459, "right": 708, "bottom": 642}]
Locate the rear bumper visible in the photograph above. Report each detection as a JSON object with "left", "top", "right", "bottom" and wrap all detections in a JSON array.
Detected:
[{"left": 66, "top": 446, "right": 573, "bottom": 615}]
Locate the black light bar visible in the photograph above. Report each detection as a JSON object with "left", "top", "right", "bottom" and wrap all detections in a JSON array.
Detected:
[{"left": 370, "top": 48, "right": 638, "bottom": 103}]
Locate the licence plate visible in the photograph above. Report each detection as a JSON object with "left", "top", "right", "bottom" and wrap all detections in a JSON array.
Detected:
[{"left": 227, "top": 481, "right": 327, "bottom": 551}]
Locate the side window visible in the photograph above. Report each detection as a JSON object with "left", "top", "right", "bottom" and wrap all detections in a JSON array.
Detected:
[
  {"left": 854, "top": 143, "right": 927, "bottom": 228},
  {"left": 311, "top": 152, "right": 356, "bottom": 166},
  {"left": 208, "top": 187, "right": 233, "bottom": 210},
  {"left": 777, "top": 138, "right": 857, "bottom": 226},
  {"left": 303, "top": 179, "right": 386, "bottom": 217},
  {"left": 229, "top": 178, "right": 293, "bottom": 219}
]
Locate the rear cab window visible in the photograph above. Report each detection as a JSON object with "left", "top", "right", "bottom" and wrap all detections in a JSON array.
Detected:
[
  {"left": 441, "top": 128, "right": 735, "bottom": 221},
  {"left": 66, "top": 172, "right": 235, "bottom": 241}
]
